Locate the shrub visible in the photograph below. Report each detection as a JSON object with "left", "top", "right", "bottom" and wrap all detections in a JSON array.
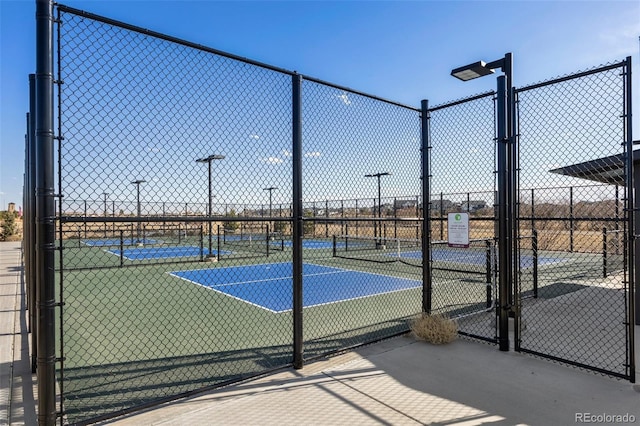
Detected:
[{"left": 410, "top": 313, "right": 458, "bottom": 344}]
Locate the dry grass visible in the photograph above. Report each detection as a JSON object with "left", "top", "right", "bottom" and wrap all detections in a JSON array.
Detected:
[{"left": 410, "top": 313, "right": 458, "bottom": 345}]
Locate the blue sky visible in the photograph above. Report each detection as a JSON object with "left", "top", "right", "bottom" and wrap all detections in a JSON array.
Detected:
[{"left": 1, "top": 0, "right": 639, "bottom": 210}]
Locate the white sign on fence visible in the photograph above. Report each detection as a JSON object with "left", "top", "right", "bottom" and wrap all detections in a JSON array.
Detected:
[{"left": 447, "top": 212, "right": 469, "bottom": 248}]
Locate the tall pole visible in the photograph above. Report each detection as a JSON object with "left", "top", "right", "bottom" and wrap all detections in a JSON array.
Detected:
[
  {"left": 496, "top": 75, "right": 510, "bottom": 352},
  {"left": 35, "top": 0, "right": 56, "bottom": 424},
  {"left": 196, "top": 154, "right": 225, "bottom": 258},
  {"left": 365, "top": 172, "right": 391, "bottom": 246},
  {"left": 264, "top": 186, "right": 277, "bottom": 235},
  {"left": 102, "top": 192, "right": 109, "bottom": 238}
]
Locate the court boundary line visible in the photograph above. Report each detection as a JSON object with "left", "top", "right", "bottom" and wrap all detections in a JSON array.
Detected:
[{"left": 167, "top": 261, "right": 425, "bottom": 313}]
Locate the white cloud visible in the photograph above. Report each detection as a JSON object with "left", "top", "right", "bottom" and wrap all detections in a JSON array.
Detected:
[
  {"left": 282, "top": 149, "right": 292, "bottom": 157},
  {"left": 304, "top": 151, "right": 321, "bottom": 158},
  {"left": 336, "top": 91, "right": 351, "bottom": 106},
  {"left": 250, "top": 134, "right": 260, "bottom": 140},
  {"left": 262, "top": 157, "right": 283, "bottom": 164}
]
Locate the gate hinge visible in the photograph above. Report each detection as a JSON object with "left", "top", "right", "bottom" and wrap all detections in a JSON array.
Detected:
[{"left": 55, "top": 356, "right": 66, "bottom": 363}]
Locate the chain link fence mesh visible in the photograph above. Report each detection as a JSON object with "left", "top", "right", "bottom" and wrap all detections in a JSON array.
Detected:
[
  {"left": 428, "top": 93, "right": 498, "bottom": 342},
  {"left": 299, "top": 79, "right": 422, "bottom": 358},
  {"left": 49, "top": 6, "right": 634, "bottom": 424},
  {"left": 57, "top": 9, "right": 295, "bottom": 423},
  {"left": 515, "top": 62, "right": 632, "bottom": 378}
]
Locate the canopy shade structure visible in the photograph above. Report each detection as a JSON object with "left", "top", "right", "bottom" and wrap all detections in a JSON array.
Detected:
[{"left": 549, "top": 145, "right": 640, "bottom": 186}]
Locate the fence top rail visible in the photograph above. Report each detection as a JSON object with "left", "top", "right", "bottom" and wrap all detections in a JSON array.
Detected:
[
  {"left": 428, "top": 91, "right": 495, "bottom": 112},
  {"left": 55, "top": 3, "right": 419, "bottom": 112},
  {"left": 515, "top": 59, "right": 629, "bottom": 93}
]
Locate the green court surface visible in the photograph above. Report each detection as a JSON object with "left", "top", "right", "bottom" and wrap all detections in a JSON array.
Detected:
[{"left": 54, "top": 237, "right": 618, "bottom": 423}]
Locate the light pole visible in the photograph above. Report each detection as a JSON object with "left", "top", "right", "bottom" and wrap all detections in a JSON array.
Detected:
[
  {"left": 365, "top": 172, "right": 391, "bottom": 247},
  {"left": 196, "top": 154, "right": 225, "bottom": 258},
  {"left": 102, "top": 192, "right": 110, "bottom": 238},
  {"left": 451, "top": 53, "right": 514, "bottom": 352},
  {"left": 130, "top": 180, "right": 146, "bottom": 245},
  {"left": 264, "top": 186, "right": 278, "bottom": 235}
]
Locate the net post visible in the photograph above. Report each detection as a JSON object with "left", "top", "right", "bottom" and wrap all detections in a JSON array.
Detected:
[
  {"left": 217, "top": 225, "right": 221, "bottom": 260},
  {"left": 119, "top": 230, "right": 124, "bottom": 267},
  {"left": 603, "top": 227, "right": 607, "bottom": 278},
  {"left": 266, "top": 224, "right": 270, "bottom": 258},
  {"left": 332, "top": 235, "right": 336, "bottom": 257},
  {"left": 532, "top": 230, "right": 538, "bottom": 298},
  {"left": 199, "top": 225, "right": 204, "bottom": 261}
]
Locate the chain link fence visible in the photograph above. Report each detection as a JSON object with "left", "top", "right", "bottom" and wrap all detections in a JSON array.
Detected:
[
  {"left": 56, "top": 7, "right": 296, "bottom": 423},
  {"left": 25, "top": 4, "right": 631, "bottom": 425},
  {"left": 515, "top": 61, "right": 634, "bottom": 379}
]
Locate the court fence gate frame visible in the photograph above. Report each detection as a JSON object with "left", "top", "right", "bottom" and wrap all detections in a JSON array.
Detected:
[{"left": 26, "top": 2, "right": 634, "bottom": 425}]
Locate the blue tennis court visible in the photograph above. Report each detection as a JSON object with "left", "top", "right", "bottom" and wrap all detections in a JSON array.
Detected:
[
  {"left": 84, "top": 238, "right": 158, "bottom": 247},
  {"left": 169, "top": 262, "right": 421, "bottom": 313},
  {"left": 397, "top": 249, "right": 566, "bottom": 267},
  {"left": 107, "top": 246, "right": 232, "bottom": 260}
]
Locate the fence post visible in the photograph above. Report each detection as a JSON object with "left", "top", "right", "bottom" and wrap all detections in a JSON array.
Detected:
[
  {"left": 28, "top": 73, "right": 38, "bottom": 373},
  {"left": 485, "top": 239, "right": 492, "bottom": 308},
  {"left": 496, "top": 75, "right": 510, "bottom": 352},
  {"left": 35, "top": 1, "right": 57, "bottom": 422},
  {"left": 292, "top": 73, "right": 304, "bottom": 369},
  {"left": 421, "top": 99, "right": 432, "bottom": 315}
]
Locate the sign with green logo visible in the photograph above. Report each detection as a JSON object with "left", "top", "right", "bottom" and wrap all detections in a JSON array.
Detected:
[{"left": 447, "top": 212, "right": 469, "bottom": 248}]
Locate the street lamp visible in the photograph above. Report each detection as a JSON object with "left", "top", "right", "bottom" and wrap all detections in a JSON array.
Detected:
[
  {"left": 264, "top": 186, "right": 278, "bottom": 235},
  {"left": 451, "top": 53, "right": 514, "bottom": 352},
  {"left": 102, "top": 192, "right": 110, "bottom": 238},
  {"left": 196, "top": 154, "right": 225, "bottom": 259},
  {"left": 365, "top": 172, "right": 391, "bottom": 247},
  {"left": 130, "top": 180, "right": 146, "bottom": 245}
]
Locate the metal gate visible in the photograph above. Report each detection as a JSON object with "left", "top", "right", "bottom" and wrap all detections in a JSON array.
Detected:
[
  {"left": 514, "top": 60, "right": 635, "bottom": 380},
  {"left": 426, "top": 93, "right": 499, "bottom": 343}
]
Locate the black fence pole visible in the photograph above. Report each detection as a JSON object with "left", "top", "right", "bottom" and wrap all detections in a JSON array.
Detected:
[
  {"left": 28, "top": 73, "right": 38, "bottom": 373},
  {"left": 35, "top": 0, "right": 57, "bottom": 423},
  {"left": 496, "top": 75, "right": 510, "bottom": 352},
  {"left": 485, "top": 240, "right": 492, "bottom": 308},
  {"left": 292, "top": 73, "right": 304, "bottom": 369},
  {"left": 421, "top": 99, "right": 432, "bottom": 315}
]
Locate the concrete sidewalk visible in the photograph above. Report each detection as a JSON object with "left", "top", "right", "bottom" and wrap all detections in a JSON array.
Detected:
[
  {"left": 1, "top": 241, "right": 36, "bottom": 425},
  {"left": 1, "top": 240, "right": 638, "bottom": 425},
  {"left": 99, "top": 334, "right": 639, "bottom": 426}
]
